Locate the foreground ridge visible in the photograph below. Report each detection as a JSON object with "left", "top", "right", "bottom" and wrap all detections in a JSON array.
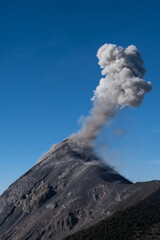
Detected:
[{"left": 64, "top": 190, "right": 160, "bottom": 240}]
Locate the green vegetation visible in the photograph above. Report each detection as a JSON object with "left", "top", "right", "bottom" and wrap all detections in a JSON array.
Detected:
[{"left": 64, "top": 201, "right": 160, "bottom": 240}]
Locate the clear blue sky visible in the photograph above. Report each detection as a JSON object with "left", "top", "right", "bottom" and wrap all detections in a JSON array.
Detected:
[{"left": 0, "top": 0, "right": 160, "bottom": 194}]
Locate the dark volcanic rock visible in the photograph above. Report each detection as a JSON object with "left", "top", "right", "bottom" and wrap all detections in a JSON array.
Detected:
[
  {"left": 0, "top": 138, "right": 159, "bottom": 240},
  {"left": 15, "top": 183, "right": 57, "bottom": 213}
]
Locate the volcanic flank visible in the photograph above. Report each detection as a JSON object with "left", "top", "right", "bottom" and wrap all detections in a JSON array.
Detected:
[
  {"left": 0, "top": 43, "right": 157, "bottom": 240},
  {"left": 0, "top": 138, "right": 160, "bottom": 240}
]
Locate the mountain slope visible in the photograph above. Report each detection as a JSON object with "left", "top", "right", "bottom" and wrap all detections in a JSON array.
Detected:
[
  {"left": 0, "top": 138, "right": 159, "bottom": 240},
  {"left": 64, "top": 191, "right": 160, "bottom": 240}
]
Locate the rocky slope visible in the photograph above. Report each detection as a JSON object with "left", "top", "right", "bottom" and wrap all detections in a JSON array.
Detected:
[
  {"left": 63, "top": 187, "right": 160, "bottom": 240},
  {"left": 0, "top": 138, "right": 160, "bottom": 240}
]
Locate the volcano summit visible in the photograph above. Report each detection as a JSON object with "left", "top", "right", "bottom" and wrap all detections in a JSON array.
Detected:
[{"left": 0, "top": 138, "right": 159, "bottom": 240}]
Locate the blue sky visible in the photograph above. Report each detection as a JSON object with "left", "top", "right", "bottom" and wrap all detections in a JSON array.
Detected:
[{"left": 0, "top": 0, "right": 160, "bottom": 194}]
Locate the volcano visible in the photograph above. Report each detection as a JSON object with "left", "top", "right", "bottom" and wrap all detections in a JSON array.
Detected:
[{"left": 0, "top": 138, "right": 159, "bottom": 240}]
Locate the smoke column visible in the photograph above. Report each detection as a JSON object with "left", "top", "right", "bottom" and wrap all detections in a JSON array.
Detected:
[{"left": 71, "top": 43, "right": 152, "bottom": 144}]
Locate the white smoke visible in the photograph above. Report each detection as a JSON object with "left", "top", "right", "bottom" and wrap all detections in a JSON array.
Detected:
[{"left": 71, "top": 43, "right": 152, "bottom": 144}]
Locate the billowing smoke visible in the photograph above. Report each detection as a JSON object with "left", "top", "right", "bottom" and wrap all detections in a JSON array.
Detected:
[{"left": 71, "top": 43, "right": 152, "bottom": 144}]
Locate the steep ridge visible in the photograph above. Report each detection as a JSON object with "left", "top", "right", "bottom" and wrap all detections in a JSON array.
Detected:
[{"left": 0, "top": 138, "right": 159, "bottom": 240}]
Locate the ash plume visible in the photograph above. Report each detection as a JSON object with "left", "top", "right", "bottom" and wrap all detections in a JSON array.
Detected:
[{"left": 71, "top": 43, "right": 152, "bottom": 144}]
